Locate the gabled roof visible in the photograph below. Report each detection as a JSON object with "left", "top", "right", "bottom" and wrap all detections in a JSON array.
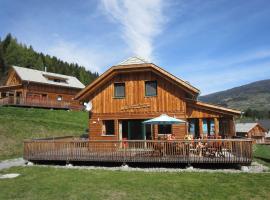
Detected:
[
  {"left": 187, "top": 99, "right": 241, "bottom": 115},
  {"left": 75, "top": 57, "right": 200, "bottom": 101},
  {"left": 12, "top": 66, "right": 85, "bottom": 89},
  {"left": 118, "top": 56, "right": 149, "bottom": 65},
  {"left": 258, "top": 119, "right": 270, "bottom": 130},
  {"left": 236, "top": 123, "right": 267, "bottom": 133}
]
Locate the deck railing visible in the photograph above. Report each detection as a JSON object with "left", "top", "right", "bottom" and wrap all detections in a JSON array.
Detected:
[
  {"left": 0, "top": 97, "right": 83, "bottom": 110},
  {"left": 24, "top": 139, "right": 253, "bottom": 164}
]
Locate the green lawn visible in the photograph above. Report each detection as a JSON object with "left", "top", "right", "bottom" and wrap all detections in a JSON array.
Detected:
[
  {"left": 254, "top": 144, "right": 270, "bottom": 168},
  {"left": 0, "top": 166, "right": 269, "bottom": 200},
  {"left": 0, "top": 107, "right": 88, "bottom": 160}
]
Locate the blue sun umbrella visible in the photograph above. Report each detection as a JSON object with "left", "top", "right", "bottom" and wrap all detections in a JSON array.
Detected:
[{"left": 143, "top": 114, "right": 186, "bottom": 125}]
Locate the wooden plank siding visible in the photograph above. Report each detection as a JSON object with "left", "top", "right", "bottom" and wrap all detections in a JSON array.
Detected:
[
  {"left": 85, "top": 68, "right": 240, "bottom": 140},
  {"left": 86, "top": 70, "right": 190, "bottom": 140},
  {"left": 90, "top": 71, "right": 186, "bottom": 114}
]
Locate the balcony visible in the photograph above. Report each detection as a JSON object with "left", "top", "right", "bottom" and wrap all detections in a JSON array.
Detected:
[
  {"left": 0, "top": 97, "right": 83, "bottom": 110},
  {"left": 24, "top": 139, "right": 253, "bottom": 165}
]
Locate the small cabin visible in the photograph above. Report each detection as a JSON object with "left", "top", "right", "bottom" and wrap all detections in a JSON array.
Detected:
[
  {"left": 75, "top": 57, "right": 241, "bottom": 140},
  {"left": 236, "top": 123, "right": 267, "bottom": 143},
  {"left": 0, "top": 66, "right": 85, "bottom": 110}
]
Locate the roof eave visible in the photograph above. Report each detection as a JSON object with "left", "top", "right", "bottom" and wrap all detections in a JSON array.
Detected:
[{"left": 187, "top": 99, "right": 241, "bottom": 115}]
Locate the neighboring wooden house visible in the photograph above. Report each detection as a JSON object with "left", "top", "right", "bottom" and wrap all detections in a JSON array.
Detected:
[
  {"left": 75, "top": 57, "right": 241, "bottom": 140},
  {"left": 258, "top": 119, "right": 270, "bottom": 142},
  {"left": 236, "top": 123, "right": 267, "bottom": 143},
  {"left": 0, "top": 66, "right": 85, "bottom": 110}
]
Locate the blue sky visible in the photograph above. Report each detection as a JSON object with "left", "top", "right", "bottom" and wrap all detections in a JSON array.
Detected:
[{"left": 1, "top": 0, "right": 270, "bottom": 95}]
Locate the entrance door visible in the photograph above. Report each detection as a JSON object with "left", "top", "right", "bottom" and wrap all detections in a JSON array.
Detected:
[
  {"left": 128, "top": 120, "right": 145, "bottom": 140},
  {"left": 119, "top": 119, "right": 151, "bottom": 140},
  {"left": 16, "top": 92, "right": 22, "bottom": 104}
]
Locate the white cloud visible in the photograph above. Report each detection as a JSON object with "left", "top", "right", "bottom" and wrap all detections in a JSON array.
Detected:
[{"left": 101, "top": 0, "right": 166, "bottom": 61}]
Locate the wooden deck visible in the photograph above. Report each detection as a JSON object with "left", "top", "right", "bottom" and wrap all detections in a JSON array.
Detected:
[
  {"left": 24, "top": 139, "right": 253, "bottom": 165},
  {"left": 0, "top": 97, "right": 83, "bottom": 110}
]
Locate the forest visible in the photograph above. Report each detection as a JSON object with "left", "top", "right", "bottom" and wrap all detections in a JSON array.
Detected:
[{"left": 0, "top": 33, "right": 98, "bottom": 85}]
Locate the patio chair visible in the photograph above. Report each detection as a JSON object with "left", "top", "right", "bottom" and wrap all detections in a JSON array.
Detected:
[{"left": 151, "top": 142, "right": 165, "bottom": 157}]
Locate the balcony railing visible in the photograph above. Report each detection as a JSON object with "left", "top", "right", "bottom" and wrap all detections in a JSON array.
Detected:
[
  {"left": 0, "top": 97, "right": 83, "bottom": 110},
  {"left": 24, "top": 139, "right": 253, "bottom": 165}
]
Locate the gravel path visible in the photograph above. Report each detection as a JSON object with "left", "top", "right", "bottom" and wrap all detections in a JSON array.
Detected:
[
  {"left": 0, "top": 158, "right": 26, "bottom": 170},
  {"left": 0, "top": 158, "right": 268, "bottom": 173},
  {"left": 33, "top": 161, "right": 269, "bottom": 173}
]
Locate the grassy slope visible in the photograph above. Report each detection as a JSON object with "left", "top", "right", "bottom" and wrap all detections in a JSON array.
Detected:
[
  {"left": 0, "top": 107, "right": 88, "bottom": 160},
  {"left": 254, "top": 144, "right": 270, "bottom": 168},
  {"left": 1, "top": 167, "right": 270, "bottom": 200}
]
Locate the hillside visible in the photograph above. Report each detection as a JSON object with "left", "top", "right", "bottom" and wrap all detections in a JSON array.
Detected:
[
  {"left": 200, "top": 79, "right": 270, "bottom": 112},
  {"left": 0, "top": 33, "right": 99, "bottom": 85},
  {"left": 0, "top": 107, "right": 88, "bottom": 160}
]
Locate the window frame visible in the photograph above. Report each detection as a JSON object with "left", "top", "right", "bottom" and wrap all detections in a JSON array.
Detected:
[
  {"left": 114, "top": 82, "right": 125, "bottom": 98},
  {"left": 145, "top": 80, "right": 157, "bottom": 97},
  {"left": 158, "top": 124, "right": 172, "bottom": 135},
  {"left": 102, "top": 120, "right": 115, "bottom": 136}
]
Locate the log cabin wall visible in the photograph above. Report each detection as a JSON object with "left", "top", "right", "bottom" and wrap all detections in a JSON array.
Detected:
[
  {"left": 186, "top": 103, "right": 235, "bottom": 138},
  {"left": 87, "top": 70, "right": 237, "bottom": 140},
  {"left": 247, "top": 124, "right": 266, "bottom": 138},
  {"left": 90, "top": 71, "right": 187, "bottom": 114},
  {"left": 5, "top": 70, "right": 21, "bottom": 86},
  {"left": 24, "top": 83, "right": 80, "bottom": 101},
  {"left": 88, "top": 71, "right": 188, "bottom": 140}
]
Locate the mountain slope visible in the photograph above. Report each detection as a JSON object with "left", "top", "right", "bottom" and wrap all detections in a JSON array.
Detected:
[{"left": 200, "top": 79, "right": 270, "bottom": 111}]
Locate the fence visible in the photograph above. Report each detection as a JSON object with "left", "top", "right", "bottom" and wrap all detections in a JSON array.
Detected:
[{"left": 24, "top": 139, "right": 253, "bottom": 164}]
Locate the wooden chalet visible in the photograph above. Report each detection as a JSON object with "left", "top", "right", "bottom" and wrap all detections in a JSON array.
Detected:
[
  {"left": 0, "top": 66, "right": 85, "bottom": 110},
  {"left": 75, "top": 57, "right": 241, "bottom": 140},
  {"left": 24, "top": 57, "right": 253, "bottom": 166},
  {"left": 236, "top": 123, "right": 267, "bottom": 143}
]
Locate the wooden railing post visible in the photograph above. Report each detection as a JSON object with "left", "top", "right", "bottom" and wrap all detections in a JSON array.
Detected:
[{"left": 23, "top": 139, "right": 253, "bottom": 165}]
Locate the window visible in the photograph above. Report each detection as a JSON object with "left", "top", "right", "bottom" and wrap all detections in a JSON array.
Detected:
[
  {"left": 102, "top": 120, "right": 115, "bottom": 135},
  {"left": 57, "top": 95, "right": 62, "bottom": 101},
  {"left": 188, "top": 119, "right": 199, "bottom": 138},
  {"left": 188, "top": 119, "right": 196, "bottom": 136},
  {"left": 43, "top": 74, "right": 68, "bottom": 84},
  {"left": 158, "top": 124, "right": 172, "bottom": 135},
  {"left": 114, "top": 83, "right": 125, "bottom": 98},
  {"left": 1, "top": 92, "right": 7, "bottom": 98},
  {"left": 145, "top": 81, "right": 157, "bottom": 96},
  {"left": 203, "top": 118, "right": 215, "bottom": 136},
  {"left": 41, "top": 94, "right": 47, "bottom": 100}
]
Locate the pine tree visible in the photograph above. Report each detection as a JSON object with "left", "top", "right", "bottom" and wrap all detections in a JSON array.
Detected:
[
  {"left": 0, "top": 33, "right": 99, "bottom": 85},
  {"left": 0, "top": 40, "right": 6, "bottom": 79},
  {"left": 2, "top": 33, "right": 12, "bottom": 53}
]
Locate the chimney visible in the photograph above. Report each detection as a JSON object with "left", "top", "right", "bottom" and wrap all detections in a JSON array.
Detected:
[{"left": 45, "top": 66, "right": 47, "bottom": 72}]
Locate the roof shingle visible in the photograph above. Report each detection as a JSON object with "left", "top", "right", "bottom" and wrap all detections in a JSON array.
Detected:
[{"left": 13, "top": 66, "right": 85, "bottom": 89}]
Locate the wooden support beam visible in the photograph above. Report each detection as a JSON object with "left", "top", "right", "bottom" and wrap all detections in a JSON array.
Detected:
[
  {"left": 199, "top": 118, "right": 203, "bottom": 138},
  {"left": 115, "top": 119, "right": 119, "bottom": 138},
  {"left": 153, "top": 125, "right": 158, "bottom": 139},
  {"left": 214, "top": 118, "right": 219, "bottom": 137}
]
